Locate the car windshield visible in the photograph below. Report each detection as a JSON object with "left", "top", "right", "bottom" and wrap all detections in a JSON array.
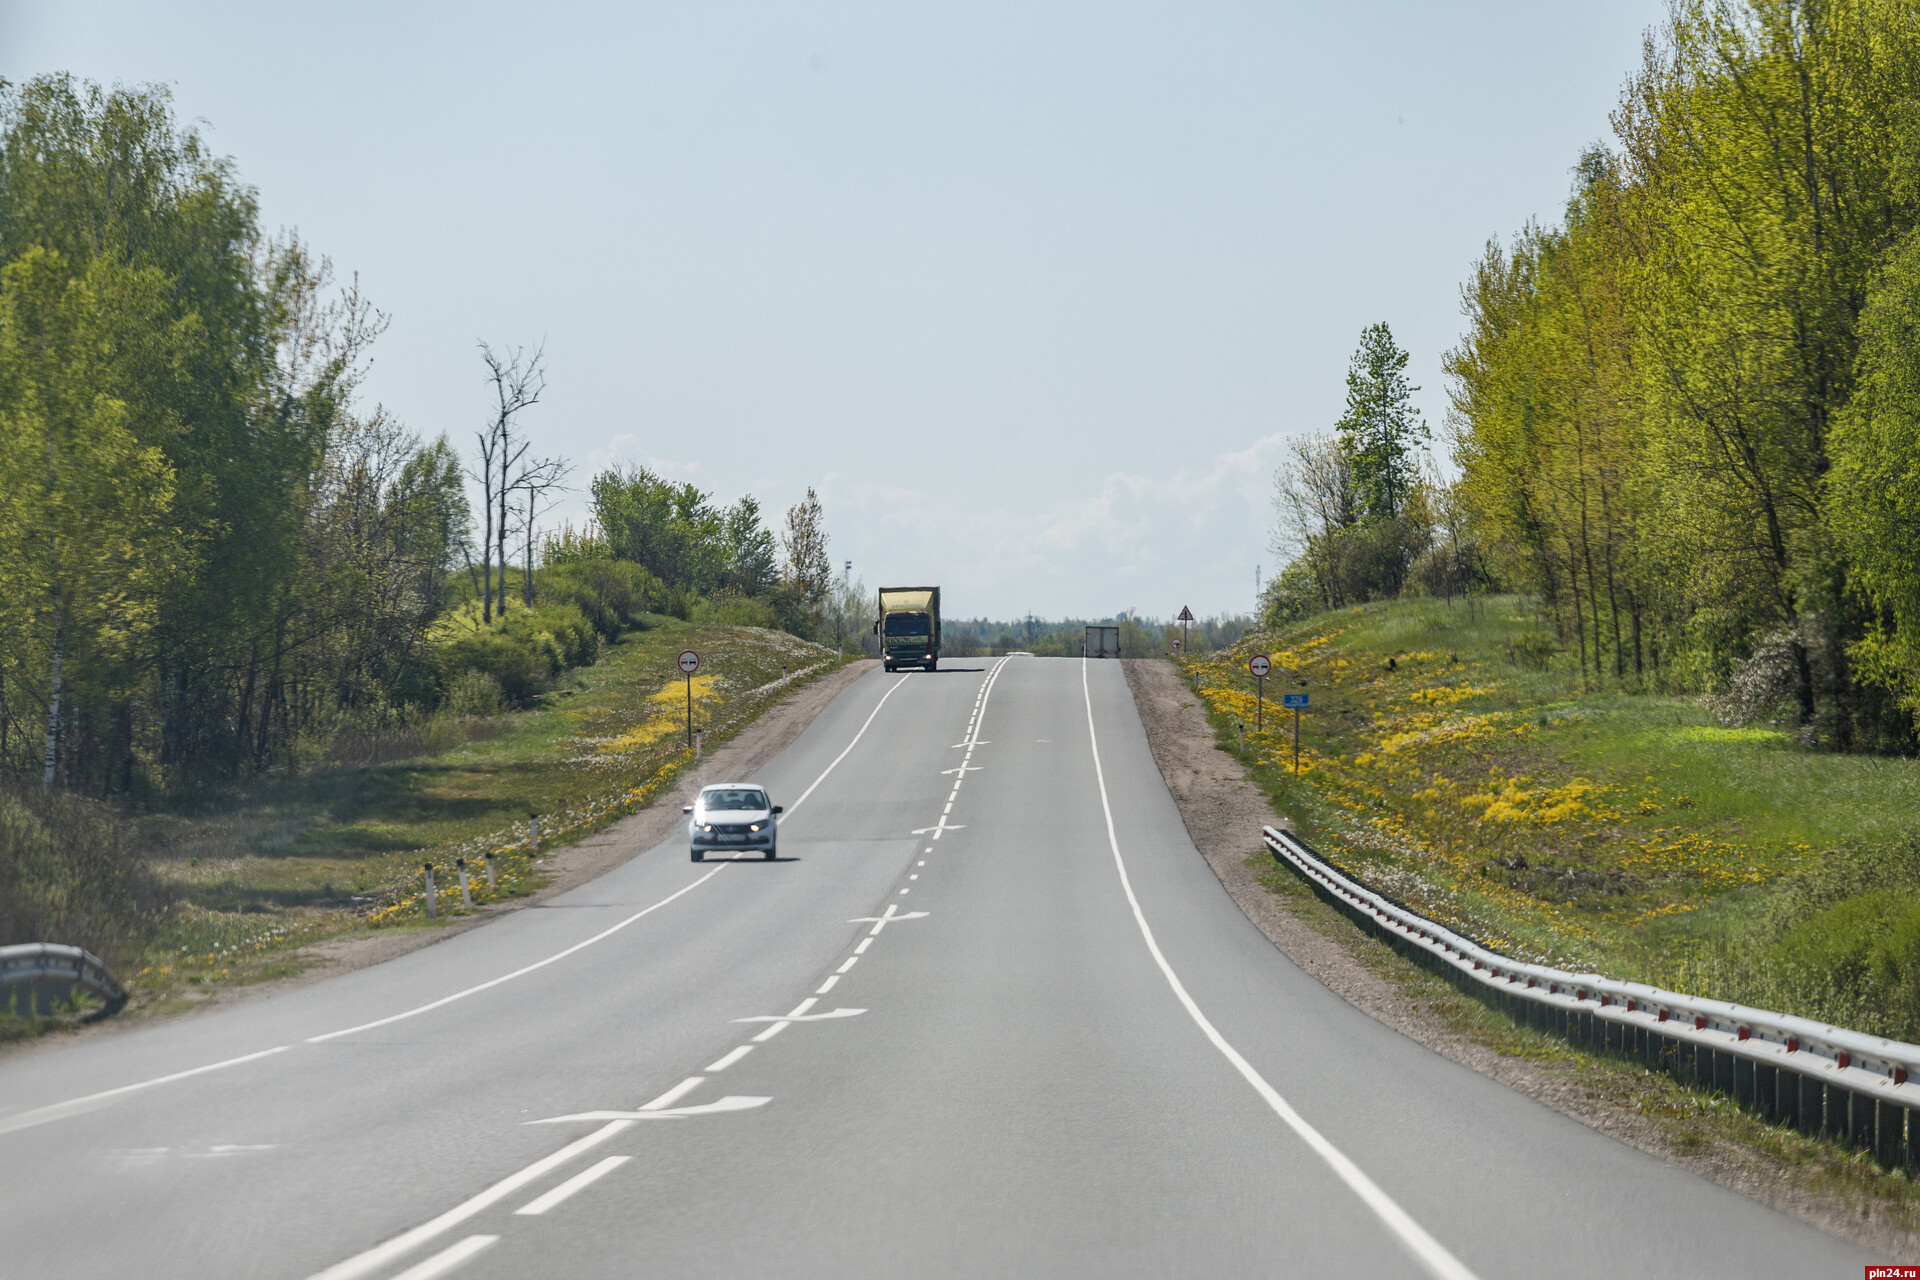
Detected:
[
  {"left": 884, "top": 613, "right": 931, "bottom": 636},
  {"left": 701, "top": 788, "right": 769, "bottom": 811}
]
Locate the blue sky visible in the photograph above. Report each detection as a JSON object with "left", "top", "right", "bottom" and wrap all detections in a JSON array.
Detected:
[{"left": 1, "top": 2, "right": 1665, "bottom": 619}]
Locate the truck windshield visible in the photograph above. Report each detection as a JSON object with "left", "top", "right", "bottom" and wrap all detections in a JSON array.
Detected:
[{"left": 884, "top": 614, "right": 931, "bottom": 637}]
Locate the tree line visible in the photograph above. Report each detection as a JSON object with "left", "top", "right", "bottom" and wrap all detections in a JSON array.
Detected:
[
  {"left": 1275, "top": 1, "right": 1920, "bottom": 753},
  {"left": 0, "top": 74, "right": 846, "bottom": 798}
]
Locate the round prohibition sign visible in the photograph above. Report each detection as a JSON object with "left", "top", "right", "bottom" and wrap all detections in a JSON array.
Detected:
[
  {"left": 1247, "top": 654, "right": 1272, "bottom": 678},
  {"left": 678, "top": 650, "right": 701, "bottom": 675}
]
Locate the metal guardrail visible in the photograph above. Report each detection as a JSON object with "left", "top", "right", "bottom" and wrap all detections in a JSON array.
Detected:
[
  {"left": 1264, "top": 824, "right": 1920, "bottom": 1168},
  {"left": 0, "top": 943, "right": 128, "bottom": 1021}
]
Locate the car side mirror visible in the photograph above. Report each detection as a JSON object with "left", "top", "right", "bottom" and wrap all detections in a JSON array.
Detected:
[
  {"left": 772, "top": 805, "right": 784, "bottom": 815},
  {"left": 682, "top": 805, "right": 693, "bottom": 814}
]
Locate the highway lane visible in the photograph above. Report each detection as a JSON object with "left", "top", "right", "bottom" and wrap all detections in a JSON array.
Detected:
[{"left": 0, "top": 657, "right": 1874, "bottom": 1278}]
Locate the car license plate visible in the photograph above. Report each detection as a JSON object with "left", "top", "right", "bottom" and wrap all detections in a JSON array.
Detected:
[{"left": 721, "top": 834, "right": 745, "bottom": 843}]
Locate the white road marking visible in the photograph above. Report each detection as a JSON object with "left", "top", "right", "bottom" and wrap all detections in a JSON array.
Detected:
[
  {"left": 815, "top": 975, "right": 839, "bottom": 993},
  {"left": 533, "top": 1096, "right": 770, "bottom": 1124},
  {"left": 643, "top": 1077, "right": 705, "bottom": 1110},
  {"left": 836, "top": 956, "right": 859, "bottom": 973},
  {"left": 851, "top": 906, "right": 928, "bottom": 933},
  {"left": 514, "top": 1156, "right": 630, "bottom": 1216},
  {"left": 308, "top": 1122, "right": 633, "bottom": 1280},
  {"left": 0, "top": 1046, "right": 293, "bottom": 1136},
  {"left": 783, "top": 673, "right": 912, "bottom": 815},
  {"left": 733, "top": 1007, "right": 865, "bottom": 1024},
  {"left": 390, "top": 1235, "right": 498, "bottom": 1280},
  {"left": 909, "top": 874, "right": 918, "bottom": 880},
  {"left": 854, "top": 937, "right": 873, "bottom": 953},
  {"left": 1079, "top": 658, "right": 1479, "bottom": 1280},
  {"left": 751, "top": 1021, "right": 789, "bottom": 1042},
  {"left": 706, "top": 1045, "right": 754, "bottom": 1071},
  {"left": 308, "top": 870, "right": 726, "bottom": 1043},
  {"left": 898, "top": 888, "right": 910, "bottom": 894}
]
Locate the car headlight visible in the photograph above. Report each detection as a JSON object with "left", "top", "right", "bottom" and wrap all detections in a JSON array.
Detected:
[
  {"left": 749, "top": 823, "right": 760, "bottom": 832},
  {"left": 702, "top": 824, "right": 712, "bottom": 832}
]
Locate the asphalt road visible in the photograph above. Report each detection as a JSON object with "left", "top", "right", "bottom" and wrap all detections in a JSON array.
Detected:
[{"left": 0, "top": 658, "right": 1874, "bottom": 1278}]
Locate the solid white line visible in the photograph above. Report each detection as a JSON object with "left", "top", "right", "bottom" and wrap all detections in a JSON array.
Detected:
[
  {"left": 783, "top": 673, "right": 911, "bottom": 816},
  {"left": 390, "top": 1235, "right": 498, "bottom": 1280},
  {"left": 307, "top": 1122, "right": 631, "bottom": 1280},
  {"left": 836, "top": 956, "right": 859, "bottom": 973},
  {"left": 514, "top": 1156, "right": 629, "bottom": 1216},
  {"left": 1078, "top": 658, "right": 1479, "bottom": 1280},
  {"left": 0, "top": 1045, "right": 292, "bottom": 1135},
  {"left": 815, "top": 975, "right": 839, "bottom": 993},
  {"left": 308, "top": 869, "right": 725, "bottom": 1043},
  {"left": 705, "top": 1045, "right": 754, "bottom": 1072},
  {"left": 642, "top": 1077, "right": 704, "bottom": 1110}
]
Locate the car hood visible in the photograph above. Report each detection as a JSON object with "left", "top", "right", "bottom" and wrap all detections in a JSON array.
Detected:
[{"left": 693, "top": 809, "right": 772, "bottom": 824}]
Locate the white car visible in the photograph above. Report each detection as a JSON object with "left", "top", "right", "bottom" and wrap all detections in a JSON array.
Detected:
[{"left": 683, "top": 784, "right": 781, "bottom": 861}]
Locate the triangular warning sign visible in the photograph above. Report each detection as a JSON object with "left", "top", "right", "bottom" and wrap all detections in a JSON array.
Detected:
[{"left": 1176, "top": 606, "right": 1195, "bottom": 621}]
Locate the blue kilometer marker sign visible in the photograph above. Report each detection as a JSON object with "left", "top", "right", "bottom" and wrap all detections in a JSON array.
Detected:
[{"left": 1283, "top": 692, "right": 1308, "bottom": 774}]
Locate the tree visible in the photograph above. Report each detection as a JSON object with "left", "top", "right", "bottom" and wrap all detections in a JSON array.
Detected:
[
  {"left": 1337, "top": 323, "right": 1427, "bottom": 524},
  {"left": 470, "top": 342, "right": 544, "bottom": 623},
  {"left": 781, "top": 488, "right": 831, "bottom": 608}
]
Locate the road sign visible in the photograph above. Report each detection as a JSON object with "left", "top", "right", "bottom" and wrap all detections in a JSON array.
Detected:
[
  {"left": 1283, "top": 691, "right": 1308, "bottom": 774},
  {"left": 1176, "top": 606, "right": 1195, "bottom": 622},
  {"left": 1283, "top": 692, "right": 1308, "bottom": 709},
  {"left": 678, "top": 650, "right": 700, "bottom": 674},
  {"left": 1247, "top": 655, "right": 1271, "bottom": 678}
]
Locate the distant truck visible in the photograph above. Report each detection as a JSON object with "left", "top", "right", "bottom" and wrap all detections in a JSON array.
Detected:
[
  {"left": 1085, "top": 625, "right": 1120, "bottom": 659},
  {"left": 876, "top": 586, "right": 941, "bottom": 671}
]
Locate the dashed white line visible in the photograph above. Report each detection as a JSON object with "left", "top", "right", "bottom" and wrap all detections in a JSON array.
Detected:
[
  {"left": 898, "top": 888, "right": 910, "bottom": 895},
  {"left": 705, "top": 1045, "right": 754, "bottom": 1072},
  {"left": 307, "top": 1122, "right": 632, "bottom": 1280},
  {"left": 836, "top": 956, "right": 859, "bottom": 973},
  {"left": 855, "top": 937, "right": 873, "bottom": 954},
  {"left": 642, "top": 1077, "right": 705, "bottom": 1110},
  {"left": 751, "top": 1021, "right": 789, "bottom": 1043},
  {"left": 815, "top": 975, "right": 840, "bottom": 993},
  {"left": 514, "top": 1156, "right": 630, "bottom": 1216},
  {"left": 909, "top": 874, "right": 918, "bottom": 880},
  {"left": 390, "top": 1235, "right": 498, "bottom": 1280},
  {"left": 1079, "top": 657, "right": 1478, "bottom": 1280}
]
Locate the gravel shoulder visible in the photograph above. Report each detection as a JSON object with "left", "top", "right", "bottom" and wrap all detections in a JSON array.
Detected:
[{"left": 1122, "top": 655, "right": 1920, "bottom": 1256}]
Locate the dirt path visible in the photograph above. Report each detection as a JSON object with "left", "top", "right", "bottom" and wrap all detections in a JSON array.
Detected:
[{"left": 1122, "top": 656, "right": 1916, "bottom": 1254}]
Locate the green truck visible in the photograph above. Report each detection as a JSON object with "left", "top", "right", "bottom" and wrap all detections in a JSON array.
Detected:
[{"left": 875, "top": 586, "right": 941, "bottom": 671}]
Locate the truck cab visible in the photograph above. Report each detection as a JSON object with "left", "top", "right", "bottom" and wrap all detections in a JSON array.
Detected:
[{"left": 876, "top": 586, "right": 941, "bottom": 671}]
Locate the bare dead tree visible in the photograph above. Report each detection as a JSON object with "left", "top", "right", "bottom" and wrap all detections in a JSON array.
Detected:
[
  {"left": 468, "top": 342, "right": 545, "bottom": 623},
  {"left": 516, "top": 457, "right": 572, "bottom": 606}
]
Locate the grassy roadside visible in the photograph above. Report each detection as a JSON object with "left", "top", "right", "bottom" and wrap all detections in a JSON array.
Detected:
[
  {"left": 4, "top": 618, "right": 843, "bottom": 1034},
  {"left": 1179, "top": 597, "right": 1920, "bottom": 1039}
]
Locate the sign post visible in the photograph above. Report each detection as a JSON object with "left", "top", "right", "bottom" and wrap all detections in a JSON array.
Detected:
[
  {"left": 1283, "top": 692, "right": 1309, "bottom": 774},
  {"left": 1176, "top": 605, "right": 1195, "bottom": 656},
  {"left": 1248, "top": 654, "right": 1271, "bottom": 731},
  {"left": 678, "top": 650, "right": 700, "bottom": 747}
]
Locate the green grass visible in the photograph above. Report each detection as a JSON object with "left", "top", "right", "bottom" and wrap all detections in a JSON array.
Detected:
[
  {"left": 112, "top": 617, "right": 839, "bottom": 1010},
  {"left": 1183, "top": 596, "right": 1920, "bottom": 1040}
]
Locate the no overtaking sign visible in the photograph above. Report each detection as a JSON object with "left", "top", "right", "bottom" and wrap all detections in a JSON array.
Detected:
[{"left": 678, "top": 650, "right": 700, "bottom": 674}]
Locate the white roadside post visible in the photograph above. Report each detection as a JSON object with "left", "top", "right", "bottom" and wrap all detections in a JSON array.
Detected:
[
  {"left": 484, "top": 852, "right": 497, "bottom": 887},
  {"left": 529, "top": 816, "right": 540, "bottom": 853},
  {"left": 456, "top": 858, "right": 473, "bottom": 910},
  {"left": 422, "top": 864, "right": 437, "bottom": 919}
]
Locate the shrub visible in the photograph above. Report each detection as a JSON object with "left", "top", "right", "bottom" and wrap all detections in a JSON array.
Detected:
[
  {"left": 541, "top": 560, "right": 670, "bottom": 638},
  {"left": 444, "top": 669, "right": 505, "bottom": 717},
  {"left": 503, "top": 603, "right": 599, "bottom": 670},
  {"left": 438, "top": 630, "right": 546, "bottom": 707},
  {"left": 691, "top": 591, "right": 779, "bottom": 629}
]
